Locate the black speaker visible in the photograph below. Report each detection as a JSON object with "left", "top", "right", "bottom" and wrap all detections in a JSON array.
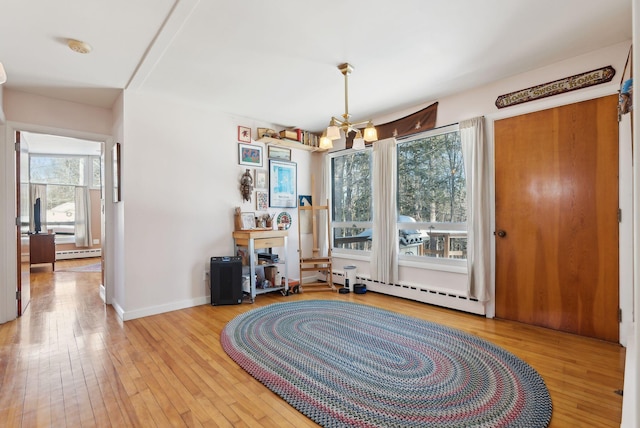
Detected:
[{"left": 210, "top": 256, "right": 242, "bottom": 305}]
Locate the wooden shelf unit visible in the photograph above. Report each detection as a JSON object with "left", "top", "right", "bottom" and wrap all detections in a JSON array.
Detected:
[
  {"left": 232, "top": 229, "right": 289, "bottom": 302},
  {"left": 257, "top": 136, "right": 326, "bottom": 152}
]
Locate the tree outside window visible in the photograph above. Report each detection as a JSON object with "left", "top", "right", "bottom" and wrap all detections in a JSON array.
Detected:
[
  {"left": 397, "top": 126, "right": 467, "bottom": 259},
  {"left": 331, "top": 150, "right": 372, "bottom": 251}
]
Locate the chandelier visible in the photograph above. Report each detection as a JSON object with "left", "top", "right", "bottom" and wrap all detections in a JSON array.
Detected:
[{"left": 319, "top": 63, "right": 377, "bottom": 150}]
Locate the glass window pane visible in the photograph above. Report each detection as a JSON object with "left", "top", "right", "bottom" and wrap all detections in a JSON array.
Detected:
[
  {"left": 30, "top": 156, "right": 86, "bottom": 186},
  {"left": 46, "top": 185, "right": 75, "bottom": 235},
  {"left": 397, "top": 130, "right": 466, "bottom": 223},
  {"left": 331, "top": 151, "right": 372, "bottom": 222},
  {"left": 91, "top": 157, "right": 101, "bottom": 188},
  {"left": 333, "top": 226, "right": 372, "bottom": 251},
  {"left": 424, "top": 231, "right": 467, "bottom": 259},
  {"left": 397, "top": 127, "right": 467, "bottom": 260}
]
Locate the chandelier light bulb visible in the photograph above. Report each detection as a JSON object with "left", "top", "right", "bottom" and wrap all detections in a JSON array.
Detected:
[
  {"left": 352, "top": 130, "right": 365, "bottom": 150},
  {"left": 319, "top": 133, "right": 333, "bottom": 150}
]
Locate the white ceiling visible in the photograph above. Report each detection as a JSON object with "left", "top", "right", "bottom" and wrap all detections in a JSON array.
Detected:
[
  {"left": 21, "top": 132, "right": 101, "bottom": 156},
  {"left": 0, "top": 0, "right": 632, "bottom": 133}
]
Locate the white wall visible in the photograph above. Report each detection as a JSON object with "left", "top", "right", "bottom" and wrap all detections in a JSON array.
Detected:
[
  {"left": 0, "top": 88, "right": 313, "bottom": 323},
  {"left": 114, "top": 91, "right": 311, "bottom": 320},
  {"left": 3, "top": 90, "right": 112, "bottom": 135},
  {"left": 621, "top": 2, "right": 639, "bottom": 424},
  {"left": 109, "top": 93, "right": 125, "bottom": 312}
]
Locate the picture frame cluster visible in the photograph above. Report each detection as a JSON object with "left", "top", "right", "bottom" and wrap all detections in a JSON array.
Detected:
[{"left": 236, "top": 125, "right": 298, "bottom": 213}]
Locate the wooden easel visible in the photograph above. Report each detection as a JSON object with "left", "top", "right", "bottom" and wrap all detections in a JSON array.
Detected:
[{"left": 296, "top": 178, "right": 334, "bottom": 293}]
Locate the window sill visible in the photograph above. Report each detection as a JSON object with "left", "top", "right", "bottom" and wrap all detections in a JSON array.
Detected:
[
  {"left": 398, "top": 257, "right": 467, "bottom": 274},
  {"left": 332, "top": 249, "right": 468, "bottom": 274},
  {"left": 55, "top": 235, "right": 76, "bottom": 245},
  {"left": 331, "top": 250, "right": 370, "bottom": 262}
]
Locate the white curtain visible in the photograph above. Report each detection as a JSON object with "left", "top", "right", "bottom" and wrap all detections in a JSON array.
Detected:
[
  {"left": 75, "top": 186, "right": 92, "bottom": 247},
  {"left": 460, "top": 117, "right": 490, "bottom": 302},
  {"left": 29, "top": 184, "right": 47, "bottom": 233},
  {"left": 370, "top": 138, "right": 398, "bottom": 284},
  {"left": 318, "top": 157, "right": 329, "bottom": 256}
]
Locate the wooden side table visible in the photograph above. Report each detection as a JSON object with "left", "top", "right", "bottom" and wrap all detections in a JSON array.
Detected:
[{"left": 29, "top": 233, "right": 56, "bottom": 270}]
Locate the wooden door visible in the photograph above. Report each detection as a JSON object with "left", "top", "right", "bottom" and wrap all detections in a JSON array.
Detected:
[
  {"left": 16, "top": 131, "right": 31, "bottom": 316},
  {"left": 494, "top": 95, "right": 619, "bottom": 342}
]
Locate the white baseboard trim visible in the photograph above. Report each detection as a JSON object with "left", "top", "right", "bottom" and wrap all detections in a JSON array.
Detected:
[{"left": 120, "top": 296, "right": 209, "bottom": 321}]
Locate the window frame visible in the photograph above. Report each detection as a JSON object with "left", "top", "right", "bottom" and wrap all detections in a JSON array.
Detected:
[
  {"left": 29, "top": 153, "right": 101, "bottom": 243},
  {"left": 396, "top": 124, "right": 467, "bottom": 269},
  {"left": 328, "top": 123, "right": 468, "bottom": 271},
  {"left": 329, "top": 146, "right": 374, "bottom": 257}
]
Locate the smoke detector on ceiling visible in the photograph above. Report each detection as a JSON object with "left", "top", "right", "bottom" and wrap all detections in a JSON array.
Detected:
[{"left": 67, "top": 39, "right": 92, "bottom": 54}]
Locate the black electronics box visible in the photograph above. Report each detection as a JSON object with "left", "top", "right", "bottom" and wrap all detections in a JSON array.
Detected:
[
  {"left": 210, "top": 256, "right": 242, "bottom": 305},
  {"left": 258, "top": 253, "right": 279, "bottom": 263}
]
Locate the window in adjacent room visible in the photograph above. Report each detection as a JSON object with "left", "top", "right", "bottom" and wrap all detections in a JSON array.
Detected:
[{"left": 30, "top": 154, "right": 101, "bottom": 240}]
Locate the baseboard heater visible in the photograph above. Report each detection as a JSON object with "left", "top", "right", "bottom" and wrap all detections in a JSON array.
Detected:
[
  {"left": 332, "top": 270, "right": 485, "bottom": 315},
  {"left": 56, "top": 248, "right": 102, "bottom": 260}
]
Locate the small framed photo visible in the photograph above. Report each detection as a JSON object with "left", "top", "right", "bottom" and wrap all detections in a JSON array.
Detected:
[
  {"left": 238, "top": 143, "right": 263, "bottom": 167},
  {"left": 238, "top": 126, "right": 251, "bottom": 143},
  {"left": 241, "top": 212, "right": 255, "bottom": 230},
  {"left": 299, "top": 195, "right": 312, "bottom": 207},
  {"left": 256, "top": 191, "right": 268, "bottom": 211},
  {"left": 268, "top": 145, "right": 291, "bottom": 161},
  {"left": 255, "top": 169, "right": 267, "bottom": 189}
]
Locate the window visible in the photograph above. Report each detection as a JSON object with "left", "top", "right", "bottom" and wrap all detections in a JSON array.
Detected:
[
  {"left": 397, "top": 124, "right": 467, "bottom": 260},
  {"left": 329, "top": 124, "right": 467, "bottom": 265},
  {"left": 91, "top": 157, "right": 102, "bottom": 189},
  {"left": 331, "top": 150, "right": 372, "bottom": 252},
  {"left": 30, "top": 156, "right": 86, "bottom": 186},
  {"left": 30, "top": 154, "right": 101, "bottom": 237}
]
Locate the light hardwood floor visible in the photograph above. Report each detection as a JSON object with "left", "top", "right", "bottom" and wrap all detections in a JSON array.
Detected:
[{"left": 0, "top": 259, "right": 625, "bottom": 427}]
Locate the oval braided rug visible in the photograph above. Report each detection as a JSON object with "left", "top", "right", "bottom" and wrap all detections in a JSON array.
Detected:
[{"left": 221, "top": 300, "right": 552, "bottom": 427}]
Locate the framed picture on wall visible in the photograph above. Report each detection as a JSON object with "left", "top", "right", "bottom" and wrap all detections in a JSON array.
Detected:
[
  {"left": 269, "top": 160, "right": 297, "bottom": 208},
  {"left": 238, "top": 126, "right": 251, "bottom": 143},
  {"left": 112, "top": 142, "right": 121, "bottom": 203},
  {"left": 254, "top": 169, "right": 267, "bottom": 189},
  {"left": 268, "top": 145, "right": 291, "bottom": 161},
  {"left": 238, "top": 143, "right": 263, "bottom": 167},
  {"left": 256, "top": 191, "right": 268, "bottom": 211},
  {"left": 241, "top": 212, "right": 255, "bottom": 230}
]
